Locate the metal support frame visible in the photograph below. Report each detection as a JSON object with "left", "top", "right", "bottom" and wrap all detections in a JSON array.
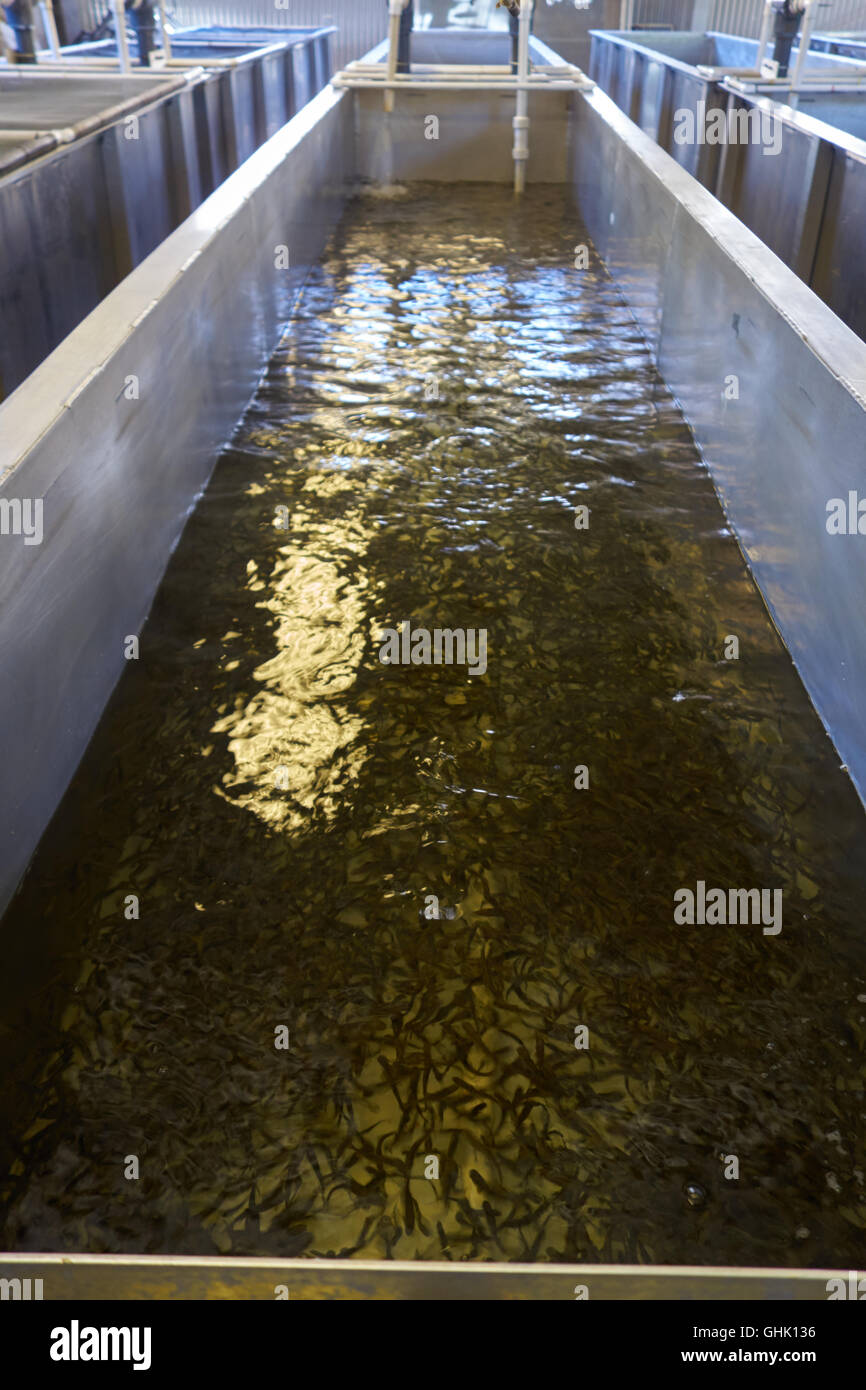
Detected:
[
  {"left": 368, "top": 1, "right": 578, "bottom": 196},
  {"left": 157, "top": 0, "right": 171, "bottom": 62},
  {"left": 756, "top": 0, "right": 775, "bottom": 73},
  {"left": 790, "top": 0, "right": 818, "bottom": 95},
  {"left": 111, "top": 0, "right": 132, "bottom": 73},
  {"left": 384, "top": 0, "right": 408, "bottom": 113},
  {"left": 37, "top": 0, "right": 60, "bottom": 57}
]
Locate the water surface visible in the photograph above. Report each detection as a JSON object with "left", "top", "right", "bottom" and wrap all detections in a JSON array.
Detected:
[{"left": 2, "top": 185, "right": 865, "bottom": 1266}]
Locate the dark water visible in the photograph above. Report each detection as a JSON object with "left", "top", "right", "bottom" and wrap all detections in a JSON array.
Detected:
[{"left": 2, "top": 185, "right": 866, "bottom": 1266}]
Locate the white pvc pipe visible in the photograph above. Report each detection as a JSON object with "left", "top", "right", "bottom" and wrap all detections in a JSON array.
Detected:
[
  {"left": 384, "top": 0, "right": 406, "bottom": 114},
  {"left": 619, "top": 0, "right": 635, "bottom": 30},
  {"left": 513, "top": 0, "right": 531, "bottom": 194},
  {"left": 342, "top": 65, "right": 567, "bottom": 83},
  {"left": 7, "top": 124, "right": 75, "bottom": 141},
  {"left": 157, "top": 0, "right": 171, "bottom": 62},
  {"left": 111, "top": 0, "right": 132, "bottom": 73},
  {"left": 755, "top": 0, "right": 774, "bottom": 73},
  {"left": 336, "top": 78, "right": 581, "bottom": 91},
  {"left": 38, "top": 0, "right": 61, "bottom": 59},
  {"left": 790, "top": 0, "right": 817, "bottom": 94}
]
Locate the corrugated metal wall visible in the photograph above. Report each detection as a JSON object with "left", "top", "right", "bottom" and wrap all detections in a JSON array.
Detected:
[
  {"left": 634, "top": 0, "right": 866, "bottom": 37},
  {"left": 59, "top": 1, "right": 866, "bottom": 60},
  {"left": 163, "top": 1, "right": 389, "bottom": 70}
]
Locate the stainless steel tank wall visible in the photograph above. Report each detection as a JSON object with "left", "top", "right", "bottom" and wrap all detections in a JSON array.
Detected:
[
  {"left": 589, "top": 30, "right": 863, "bottom": 187},
  {"left": 0, "top": 83, "right": 353, "bottom": 921},
  {"left": 573, "top": 83, "right": 866, "bottom": 809},
  {"left": 0, "top": 1251, "right": 855, "bottom": 1299},
  {"left": 714, "top": 93, "right": 835, "bottom": 284},
  {"left": 589, "top": 32, "right": 756, "bottom": 189},
  {"left": 714, "top": 90, "right": 866, "bottom": 334},
  {"left": 811, "top": 33, "right": 866, "bottom": 60},
  {"left": 0, "top": 29, "right": 334, "bottom": 401},
  {"left": 0, "top": 74, "right": 203, "bottom": 402},
  {"left": 588, "top": 28, "right": 866, "bottom": 345}
]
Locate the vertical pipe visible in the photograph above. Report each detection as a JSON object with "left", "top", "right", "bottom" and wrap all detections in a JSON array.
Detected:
[
  {"left": 38, "top": 0, "right": 61, "bottom": 58},
  {"left": 755, "top": 0, "right": 773, "bottom": 71},
  {"left": 384, "top": 0, "right": 405, "bottom": 113},
  {"left": 157, "top": 0, "right": 171, "bottom": 62},
  {"left": 513, "top": 0, "right": 531, "bottom": 195},
  {"left": 619, "top": 0, "right": 635, "bottom": 30},
  {"left": 112, "top": 0, "right": 132, "bottom": 73},
  {"left": 790, "top": 0, "right": 816, "bottom": 94}
]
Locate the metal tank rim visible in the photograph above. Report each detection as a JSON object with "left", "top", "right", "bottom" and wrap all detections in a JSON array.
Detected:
[{"left": 0, "top": 1252, "right": 861, "bottom": 1299}]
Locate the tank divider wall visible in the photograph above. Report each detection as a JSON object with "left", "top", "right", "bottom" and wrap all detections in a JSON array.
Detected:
[{"left": 0, "top": 85, "right": 354, "bottom": 920}]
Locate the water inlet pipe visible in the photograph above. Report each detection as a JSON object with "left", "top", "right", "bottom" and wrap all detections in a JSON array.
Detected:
[
  {"left": 37, "top": 0, "right": 60, "bottom": 57},
  {"left": 156, "top": 0, "right": 171, "bottom": 62},
  {"left": 513, "top": 0, "right": 532, "bottom": 194},
  {"left": 756, "top": 0, "right": 775, "bottom": 73},
  {"left": 789, "top": 0, "right": 818, "bottom": 95},
  {"left": 110, "top": 0, "right": 132, "bottom": 72},
  {"left": 385, "top": 0, "right": 410, "bottom": 113}
]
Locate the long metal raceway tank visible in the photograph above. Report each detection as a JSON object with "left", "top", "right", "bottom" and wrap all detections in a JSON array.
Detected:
[{"left": 0, "top": 22, "right": 865, "bottom": 1300}]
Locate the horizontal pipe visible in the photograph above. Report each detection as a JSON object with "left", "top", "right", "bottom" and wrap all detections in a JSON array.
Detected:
[
  {"left": 337, "top": 72, "right": 583, "bottom": 83},
  {"left": 16, "top": 38, "right": 294, "bottom": 70},
  {"left": 344, "top": 61, "right": 565, "bottom": 73},
  {"left": 335, "top": 78, "right": 589, "bottom": 91},
  {"left": 726, "top": 76, "right": 866, "bottom": 93},
  {"left": 348, "top": 64, "right": 517, "bottom": 73},
  {"left": 0, "top": 124, "right": 74, "bottom": 140},
  {"left": 0, "top": 64, "right": 200, "bottom": 81}
]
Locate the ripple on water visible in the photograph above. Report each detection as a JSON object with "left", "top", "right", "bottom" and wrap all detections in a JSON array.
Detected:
[{"left": 1, "top": 186, "right": 866, "bottom": 1268}]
